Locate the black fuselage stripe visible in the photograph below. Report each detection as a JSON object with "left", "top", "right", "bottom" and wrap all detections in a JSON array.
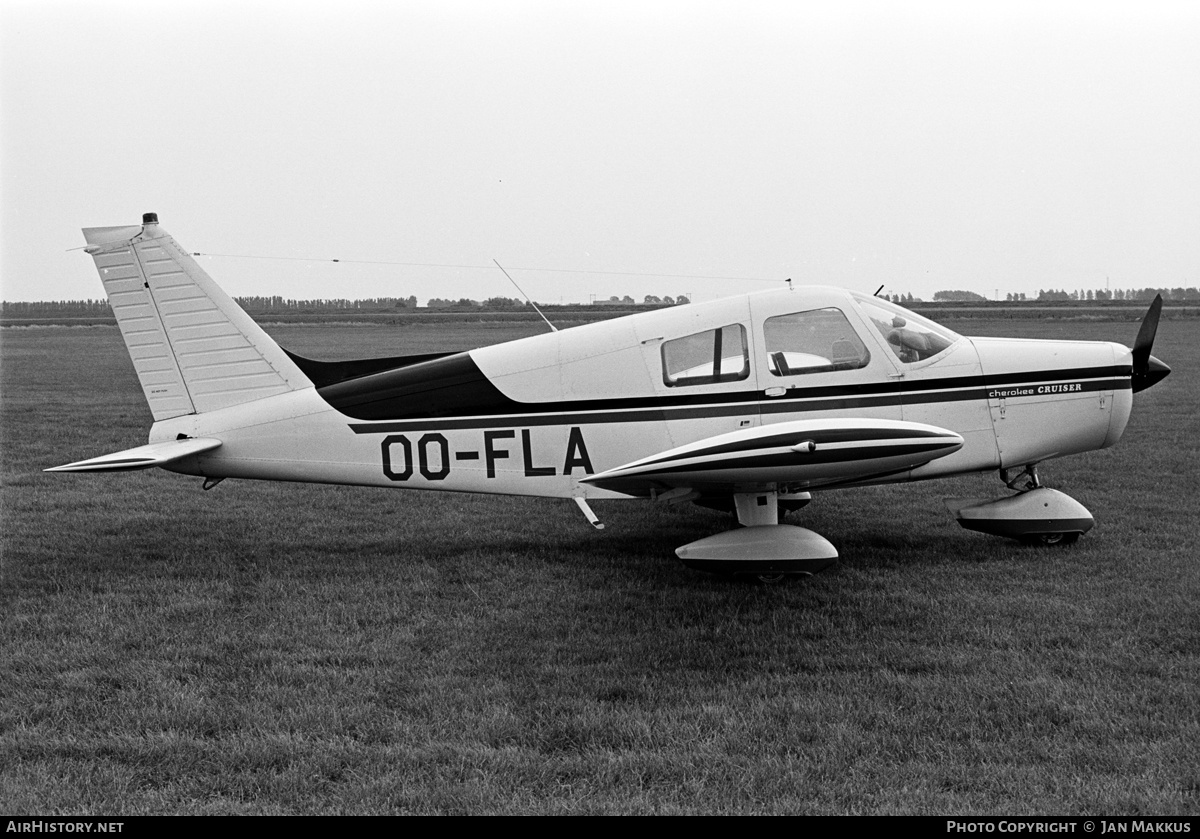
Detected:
[
  {"left": 348, "top": 373, "right": 1128, "bottom": 433},
  {"left": 324, "top": 348, "right": 1131, "bottom": 425}
]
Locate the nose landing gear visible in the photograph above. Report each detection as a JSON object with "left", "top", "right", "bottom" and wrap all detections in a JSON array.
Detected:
[
  {"left": 1002, "top": 463, "right": 1042, "bottom": 492},
  {"left": 946, "top": 464, "right": 1094, "bottom": 545}
]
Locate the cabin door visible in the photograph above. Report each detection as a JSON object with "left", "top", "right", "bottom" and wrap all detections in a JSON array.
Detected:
[{"left": 749, "top": 295, "right": 904, "bottom": 428}]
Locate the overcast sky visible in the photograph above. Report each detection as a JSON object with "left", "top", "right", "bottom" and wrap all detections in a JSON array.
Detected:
[{"left": 2, "top": 0, "right": 1197, "bottom": 305}]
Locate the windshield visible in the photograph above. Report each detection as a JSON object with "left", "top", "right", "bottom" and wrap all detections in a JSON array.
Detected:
[{"left": 851, "top": 293, "right": 962, "bottom": 364}]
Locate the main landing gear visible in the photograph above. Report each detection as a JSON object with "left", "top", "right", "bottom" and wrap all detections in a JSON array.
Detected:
[
  {"left": 675, "top": 489, "right": 838, "bottom": 581},
  {"left": 946, "top": 464, "right": 1094, "bottom": 545},
  {"left": 672, "top": 463, "right": 1093, "bottom": 581}
]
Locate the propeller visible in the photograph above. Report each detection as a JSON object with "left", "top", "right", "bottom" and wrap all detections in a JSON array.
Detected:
[{"left": 1131, "top": 294, "right": 1171, "bottom": 393}]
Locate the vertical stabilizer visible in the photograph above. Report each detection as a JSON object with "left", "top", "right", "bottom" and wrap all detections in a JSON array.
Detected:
[{"left": 82, "top": 214, "right": 312, "bottom": 420}]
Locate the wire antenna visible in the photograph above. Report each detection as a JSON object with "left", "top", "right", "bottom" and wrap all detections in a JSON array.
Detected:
[{"left": 493, "top": 259, "right": 557, "bottom": 333}]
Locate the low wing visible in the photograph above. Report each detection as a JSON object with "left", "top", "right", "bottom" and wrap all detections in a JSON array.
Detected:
[
  {"left": 581, "top": 419, "right": 963, "bottom": 497},
  {"left": 45, "top": 438, "right": 222, "bottom": 473}
]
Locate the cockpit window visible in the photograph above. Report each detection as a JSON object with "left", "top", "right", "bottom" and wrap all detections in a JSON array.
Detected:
[
  {"left": 764, "top": 308, "right": 869, "bottom": 376},
  {"left": 662, "top": 323, "right": 749, "bottom": 386},
  {"left": 852, "top": 294, "right": 961, "bottom": 364}
]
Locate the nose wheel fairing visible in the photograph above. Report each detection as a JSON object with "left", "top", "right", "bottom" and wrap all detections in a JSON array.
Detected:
[{"left": 946, "top": 487, "right": 1094, "bottom": 543}]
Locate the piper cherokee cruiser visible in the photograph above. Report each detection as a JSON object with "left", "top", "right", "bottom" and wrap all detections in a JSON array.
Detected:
[{"left": 50, "top": 215, "right": 1171, "bottom": 579}]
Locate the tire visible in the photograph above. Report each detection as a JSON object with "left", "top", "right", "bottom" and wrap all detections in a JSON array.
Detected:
[{"left": 1025, "top": 532, "right": 1081, "bottom": 547}]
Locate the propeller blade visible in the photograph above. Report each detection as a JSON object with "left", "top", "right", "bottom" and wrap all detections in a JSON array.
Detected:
[
  {"left": 1131, "top": 294, "right": 1162, "bottom": 375},
  {"left": 1130, "top": 294, "right": 1170, "bottom": 393}
]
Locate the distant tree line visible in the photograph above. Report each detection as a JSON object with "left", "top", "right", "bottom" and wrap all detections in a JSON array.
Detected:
[
  {"left": 927, "top": 287, "right": 1200, "bottom": 303},
  {"left": 594, "top": 294, "right": 691, "bottom": 305},
  {"left": 0, "top": 299, "right": 114, "bottom": 317},
  {"left": 1, "top": 294, "right": 683, "bottom": 319},
  {"left": 1032, "top": 287, "right": 1200, "bottom": 302},
  {"left": 5, "top": 287, "right": 1195, "bottom": 320},
  {"left": 0, "top": 296, "right": 425, "bottom": 318},
  {"left": 933, "top": 290, "right": 987, "bottom": 302},
  {"left": 235, "top": 296, "right": 420, "bottom": 312},
  {"left": 427, "top": 296, "right": 524, "bottom": 309}
]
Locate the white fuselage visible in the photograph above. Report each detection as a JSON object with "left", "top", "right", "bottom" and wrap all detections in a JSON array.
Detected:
[{"left": 149, "top": 287, "right": 1134, "bottom": 499}]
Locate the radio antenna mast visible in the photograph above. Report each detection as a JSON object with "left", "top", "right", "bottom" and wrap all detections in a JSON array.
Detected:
[{"left": 494, "top": 259, "right": 557, "bottom": 332}]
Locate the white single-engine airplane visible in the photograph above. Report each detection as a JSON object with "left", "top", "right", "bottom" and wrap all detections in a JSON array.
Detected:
[{"left": 50, "top": 214, "right": 1171, "bottom": 578}]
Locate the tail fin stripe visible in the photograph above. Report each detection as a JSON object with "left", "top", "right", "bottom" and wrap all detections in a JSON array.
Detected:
[
  {"left": 186, "top": 359, "right": 276, "bottom": 373},
  {"left": 123, "top": 327, "right": 169, "bottom": 338},
  {"left": 161, "top": 302, "right": 220, "bottom": 317},
  {"left": 172, "top": 336, "right": 245, "bottom": 351},
  {"left": 166, "top": 314, "right": 227, "bottom": 330},
  {"left": 192, "top": 379, "right": 291, "bottom": 395},
  {"left": 179, "top": 350, "right": 268, "bottom": 365},
  {"left": 154, "top": 285, "right": 208, "bottom": 299}
]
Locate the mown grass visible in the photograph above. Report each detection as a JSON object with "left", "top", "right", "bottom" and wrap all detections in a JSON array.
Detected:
[{"left": 1, "top": 319, "right": 1197, "bottom": 814}]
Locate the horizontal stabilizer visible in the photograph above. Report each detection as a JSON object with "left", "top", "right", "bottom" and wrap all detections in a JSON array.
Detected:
[{"left": 45, "top": 437, "right": 222, "bottom": 473}]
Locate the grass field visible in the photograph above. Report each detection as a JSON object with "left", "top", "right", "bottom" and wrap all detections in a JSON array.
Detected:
[{"left": 2, "top": 317, "right": 1197, "bottom": 815}]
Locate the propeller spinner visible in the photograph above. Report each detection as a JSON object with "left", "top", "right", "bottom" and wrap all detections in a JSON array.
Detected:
[{"left": 1131, "top": 294, "right": 1171, "bottom": 393}]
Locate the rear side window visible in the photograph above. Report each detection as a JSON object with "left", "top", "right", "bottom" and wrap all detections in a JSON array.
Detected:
[
  {"left": 662, "top": 324, "right": 749, "bottom": 387},
  {"left": 764, "top": 308, "right": 869, "bottom": 376}
]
